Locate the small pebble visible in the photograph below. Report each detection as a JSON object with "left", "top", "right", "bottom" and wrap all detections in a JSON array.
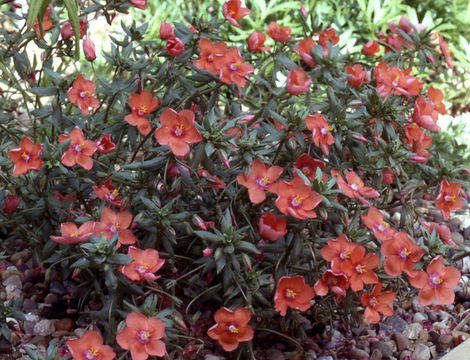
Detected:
[
  {"left": 350, "top": 347, "right": 369, "bottom": 359},
  {"left": 370, "top": 349, "right": 382, "bottom": 360},
  {"left": 413, "top": 312, "right": 428, "bottom": 323},
  {"left": 55, "top": 318, "right": 74, "bottom": 331},
  {"left": 437, "top": 334, "right": 453, "bottom": 352},
  {"left": 394, "top": 332, "right": 410, "bottom": 351},
  {"left": 404, "top": 323, "right": 423, "bottom": 340},
  {"left": 33, "top": 319, "right": 56, "bottom": 336},
  {"left": 412, "top": 343, "right": 430, "bottom": 360}
]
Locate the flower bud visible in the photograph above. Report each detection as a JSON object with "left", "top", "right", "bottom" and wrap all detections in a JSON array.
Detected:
[
  {"left": 202, "top": 248, "right": 212, "bottom": 257},
  {"left": 166, "top": 37, "right": 184, "bottom": 55},
  {"left": 382, "top": 170, "right": 394, "bottom": 185},
  {"left": 3, "top": 195, "right": 21, "bottom": 214},
  {"left": 159, "top": 21, "right": 174, "bottom": 40},
  {"left": 83, "top": 38, "right": 96, "bottom": 61}
]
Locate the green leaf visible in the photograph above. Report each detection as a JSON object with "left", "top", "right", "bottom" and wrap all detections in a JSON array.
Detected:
[
  {"left": 26, "top": 0, "right": 50, "bottom": 31},
  {"left": 29, "top": 87, "right": 57, "bottom": 96},
  {"left": 63, "top": 0, "right": 80, "bottom": 59},
  {"left": 193, "top": 230, "right": 223, "bottom": 243},
  {"left": 238, "top": 241, "right": 261, "bottom": 254},
  {"left": 121, "top": 156, "right": 166, "bottom": 170}
]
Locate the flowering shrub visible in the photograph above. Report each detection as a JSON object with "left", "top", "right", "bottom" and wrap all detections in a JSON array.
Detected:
[{"left": 0, "top": 0, "right": 469, "bottom": 357}]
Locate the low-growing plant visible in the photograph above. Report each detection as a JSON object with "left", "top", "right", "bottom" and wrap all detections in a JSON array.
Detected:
[{"left": 0, "top": 0, "right": 469, "bottom": 358}]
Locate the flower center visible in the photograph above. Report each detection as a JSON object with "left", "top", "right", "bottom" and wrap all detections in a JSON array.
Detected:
[
  {"left": 328, "top": 277, "right": 338, "bottom": 285},
  {"left": 137, "top": 330, "right": 151, "bottom": 344},
  {"left": 73, "top": 143, "right": 84, "bottom": 154},
  {"left": 290, "top": 194, "right": 303, "bottom": 208},
  {"left": 69, "top": 231, "right": 78, "bottom": 237},
  {"left": 285, "top": 288, "right": 296, "bottom": 300},
  {"left": 207, "top": 54, "right": 214, "bottom": 62},
  {"left": 368, "top": 296, "right": 378, "bottom": 309},
  {"left": 301, "top": 166, "right": 311, "bottom": 175},
  {"left": 137, "top": 106, "right": 148, "bottom": 116},
  {"left": 107, "top": 222, "right": 120, "bottom": 234},
  {"left": 355, "top": 263, "right": 366, "bottom": 274},
  {"left": 107, "top": 189, "right": 119, "bottom": 201},
  {"left": 444, "top": 194, "right": 455, "bottom": 203},
  {"left": 173, "top": 124, "right": 184, "bottom": 137},
  {"left": 398, "top": 247, "right": 411, "bottom": 260},
  {"left": 339, "top": 249, "right": 350, "bottom": 260},
  {"left": 229, "top": 62, "right": 239, "bottom": 71},
  {"left": 256, "top": 176, "right": 270, "bottom": 189},
  {"left": 428, "top": 273, "right": 443, "bottom": 289},
  {"left": 228, "top": 324, "right": 239, "bottom": 334},
  {"left": 320, "top": 127, "right": 327, "bottom": 135},
  {"left": 79, "top": 90, "right": 90, "bottom": 99},
  {"left": 136, "top": 262, "right": 149, "bottom": 274},
  {"left": 84, "top": 347, "right": 98, "bottom": 360},
  {"left": 21, "top": 152, "right": 31, "bottom": 162}
]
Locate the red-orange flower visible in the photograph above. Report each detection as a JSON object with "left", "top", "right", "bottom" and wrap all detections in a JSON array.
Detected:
[
  {"left": 60, "top": 128, "right": 97, "bottom": 170},
  {"left": 93, "top": 178, "right": 122, "bottom": 207},
  {"left": 318, "top": 28, "right": 339, "bottom": 48},
  {"left": 374, "top": 61, "right": 423, "bottom": 97},
  {"left": 116, "top": 312, "right": 166, "bottom": 359},
  {"left": 435, "top": 179, "right": 462, "bottom": 221},
  {"left": 286, "top": 68, "right": 311, "bottom": 96},
  {"left": 341, "top": 245, "right": 380, "bottom": 292},
  {"left": 222, "top": 0, "right": 250, "bottom": 28},
  {"left": 362, "top": 40, "right": 380, "bottom": 56},
  {"left": 207, "top": 307, "right": 254, "bottom": 352},
  {"left": 193, "top": 38, "right": 227, "bottom": 74},
  {"left": 247, "top": 31, "right": 270, "bottom": 53},
  {"left": 428, "top": 86, "right": 445, "bottom": 114},
  {"left": 298, "top": 38, "right": 316, "bottom": 68},
  {"left": 270, "top": 176, "right": 322, "bottom": 219},
  {"left": 294, "top": 153, "right": 326, "bottom": 182},
  {"left": 119, "top": 247, "right": 165, "bottom": 282},
  {"left": 360, "top": 283, "right": 396, "bottom": 324},
  {"left": 409, "top": 255, "right": 461, "bottom": 306},
  {"left": 236, "top": 159, "right": 283, "bottom": 204},
  {"left": 305, "top": 113, "right": 334, "bottom": 156},
  {"left": 96, "top": 134, "right": 116, "bottom": 154},
  {"left": 33, "top": 7, "right": 53, "bottom": 40},
  {"left": 266, "top": 22, "right": 292, "bottom": 42},
  {"left": 314, "top": 270, "right": 349, "bottom": 297},
  {"left": 332, "top": 170, "right": 379, "bottom": 206},
  {"left": 345, "top": 64, "right": 366, "bottom": 88},
  {"left": 258, "top": 213, "right": 287, "bottom": 241},
  {"left": 8, "top": 136, "right": 42, "bottom": 176},
  {"left": 381, "top": 232, "right": 425, "bottom": 277},
  {"left": 274, "top": 275, "right": 315, "bottom": 316},
  {"left": 94, "top": 207, "right": 136, "bottom": 248},
  {"left": 50, "top": 221, "right": 95, "bottom": 245},
  {"left": 218, "top": 47, "right": 254, "bottom": 87},
  {"left": 361, "top": 207, "right": 396, "bottom": 242},
  {"left": 412, "top": 96, "right": 440, "bottom": 132},
  {"left": 3, "top": 195, "right": 21, "bottom": 214},
  {"left": 66, "top": 74, "right": 100, "bottom": 115},
  {"left": 320, "top": 234, "right": 359, "bottom": 273},
  {"left": 405, "top": 122, "right": 432, "bottom": 158},
  {"left": 154, "top": 108, "right": 202, "bottom": 157},
  {"left": 125, "top": 90, "right": 160, "bottom": 135},
  {"left": 67, "top": 330, "right": 115, "bottom": 360}
]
